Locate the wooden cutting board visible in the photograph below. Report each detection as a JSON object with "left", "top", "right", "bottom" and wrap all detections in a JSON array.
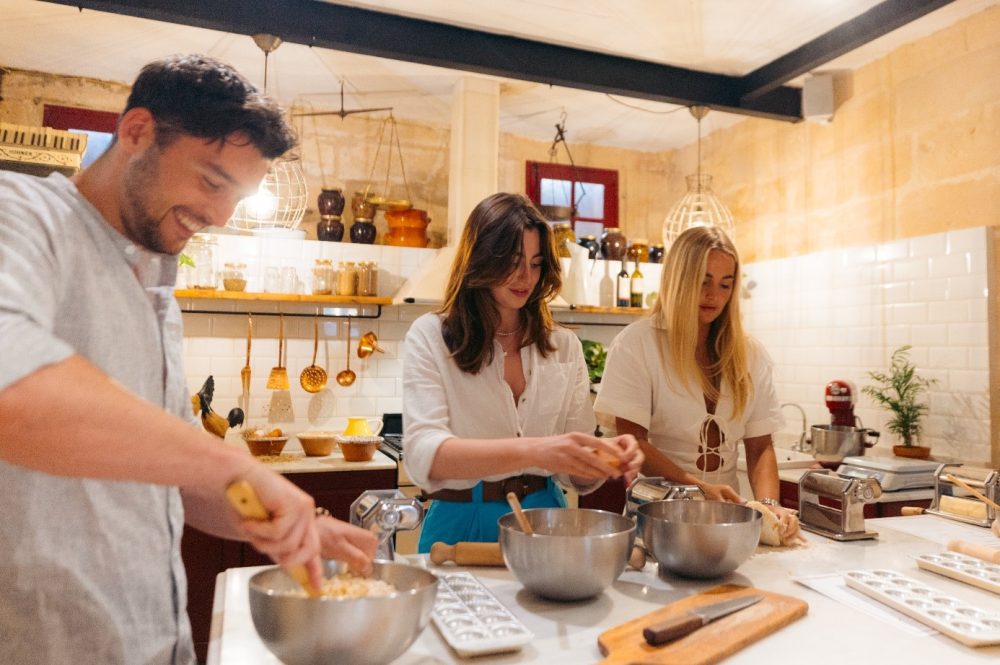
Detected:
[{"left": 597, "top": 584, "right": 808, "bottom": 665}]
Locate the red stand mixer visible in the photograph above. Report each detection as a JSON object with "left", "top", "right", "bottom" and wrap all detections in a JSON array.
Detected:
[{"left": 811, "top": 380, "right": 879, "bottom": 467}]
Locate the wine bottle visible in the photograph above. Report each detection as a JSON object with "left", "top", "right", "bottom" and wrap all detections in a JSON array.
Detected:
[
  {"left": 616, "top": 261, "right": 630, "bottom": 308},
  {"left": 630, "top": 259, "right": 644, "bottom": 308}
]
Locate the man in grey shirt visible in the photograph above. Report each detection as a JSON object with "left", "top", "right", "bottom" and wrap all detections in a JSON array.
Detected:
[{"left": 0, "top": 55, "right": 376, "bottom": 664}]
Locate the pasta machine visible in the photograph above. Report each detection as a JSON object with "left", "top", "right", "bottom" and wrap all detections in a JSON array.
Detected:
[
  {"left": 350, "top": 489, "right": 424, "bottom": 560},
  {"left": 926, "top": 464, "right": 999, "bottom": 528},
  {"left": 798, "top": 469, "right": 882, "bottom": 541}
]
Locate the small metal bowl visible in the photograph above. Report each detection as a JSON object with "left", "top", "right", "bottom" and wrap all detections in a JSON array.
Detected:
[
  {"left": 249, "top": 560, "right": 438, "bottom": 665},
  {"left": 637, "top": 500, "right": 761, "bottom": 579},
  {"left": 499, "top": 508, "right": 635, "bottom": 601}
]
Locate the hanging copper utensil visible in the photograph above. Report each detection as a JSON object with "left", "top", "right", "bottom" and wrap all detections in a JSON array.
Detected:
[
  {"left": 335, "top": 318, "right": 357, "bottom": 387},
  {"left": 357, "top": 330, "right": 385, "bottom": 359},
  {"left": 266, "top": 314, "right": 290, "bottom": 390},
  {"left": 300, "top": 317, "right": 328, "bottom": 393},
  {"left": 240, "top": 314, "right": 253, "bottom": 420}
]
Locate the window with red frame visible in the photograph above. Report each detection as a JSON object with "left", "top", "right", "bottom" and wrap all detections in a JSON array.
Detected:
[
  {"left": 525, "top": 161, "right": 618, "bottom": 233},
  {"left": 43, "top": 104, "right": 119, "bottom": 168}
]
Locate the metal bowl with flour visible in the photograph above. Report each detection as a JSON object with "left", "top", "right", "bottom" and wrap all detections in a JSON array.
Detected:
[{"left": 637, "top": 500, "right": 761, "bottom": 579}]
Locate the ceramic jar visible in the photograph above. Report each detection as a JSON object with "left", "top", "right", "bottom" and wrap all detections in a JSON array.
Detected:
[
  {"left": 649, "top": 244, "right": 665, "bottom": 264},
  {"left": 317, "top": 189, "right": 346, "bottom": 242},
  {"left": 350, "top": 219, "right": 377, "bottom": 244},
  {"left": 384, "top": 208, "right": 430, "bottom": 247},
  {"left": 577, "top": 235, "right": 600, "bottom": 259},
  {"left": 600, "top": 227, "right": 627, "bottom": 261}
]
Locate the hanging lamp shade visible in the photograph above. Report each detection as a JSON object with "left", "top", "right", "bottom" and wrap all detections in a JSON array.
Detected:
[
  {"left": 226, "top": 34, "right": 308, "bottom": 232},
  {"left": 662, "top": 106, "right": 735, "bottom": 246}
]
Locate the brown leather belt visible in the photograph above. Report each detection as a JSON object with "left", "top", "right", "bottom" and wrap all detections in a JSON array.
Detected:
[{"left": 422, "top": 474, "right": 548, "bottom": 503}]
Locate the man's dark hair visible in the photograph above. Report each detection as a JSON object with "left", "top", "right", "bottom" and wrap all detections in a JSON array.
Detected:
[{"left": 123, "top": 54, "right": 295, "bottom": 158}]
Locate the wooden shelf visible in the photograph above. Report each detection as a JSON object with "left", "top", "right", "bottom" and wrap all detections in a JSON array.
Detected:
[
  {"left": 174, "top": 289, "right": 391, "bottom": 318},
  {"left": 561, "top": 305, "right": 647, "bottom": 315}
]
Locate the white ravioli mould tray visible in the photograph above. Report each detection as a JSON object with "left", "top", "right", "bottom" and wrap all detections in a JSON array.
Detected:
[
  {"left": 912, "top": 552, "right": 1000, "bottom": 595},
  {"left": 844, "top": 569, "right": 1000, "bottom": 647},
  {"left": 431, "top": 571, "right": 533, "bottom": 657}
]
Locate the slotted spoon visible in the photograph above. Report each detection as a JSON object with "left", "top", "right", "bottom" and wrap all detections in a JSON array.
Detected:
[{"left": 300, "top": 317, "right": 328, "bottom": 393}]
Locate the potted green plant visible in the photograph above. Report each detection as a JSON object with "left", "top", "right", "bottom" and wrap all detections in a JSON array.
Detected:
[
  {"left": 580, "top": 340, "right": 607, "bottom": 387},
  {"left": 862, "top": 345, "right": 936, "bottom": 459}
]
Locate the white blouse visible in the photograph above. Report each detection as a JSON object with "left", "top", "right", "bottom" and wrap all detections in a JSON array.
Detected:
[
  {"left": 402, "top": 313, "right": 596, "bottom": 494},
  {"left": 593, "top": 318, "right": 783, "bottom": 491}
]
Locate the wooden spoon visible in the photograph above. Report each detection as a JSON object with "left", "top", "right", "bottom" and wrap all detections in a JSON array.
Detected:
[
  {"left": 266, "top": 314, "right": 290, "bottom": 390},
  {"left": 225, "top": 480, "right": 321, "bottom": 597},
  {"left": 300, "top": 317, "right": 328, "bottom": 393},
  {"left": 506, "top": 491, "right": 534, "bottom": 535},
  {"left": 335, "top": 318, "right": 357, "bottom": 387}
]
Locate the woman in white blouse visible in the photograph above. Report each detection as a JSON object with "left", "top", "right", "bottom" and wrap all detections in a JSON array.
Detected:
[
  {"left": 403, "top": 193, "right": 642, "bottom": 550},
  {"left": 594, "top": 226, "right": 788, "bottom": 511}
]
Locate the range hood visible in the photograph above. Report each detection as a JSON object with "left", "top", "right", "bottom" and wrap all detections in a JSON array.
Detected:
[{"left": 393, "top": 246, "right": 458, "bottom": 304}]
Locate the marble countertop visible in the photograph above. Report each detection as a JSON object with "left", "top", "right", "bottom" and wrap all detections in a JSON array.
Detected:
[{"left": 207, "top": 515, "right": 1000, "bottom": 664}]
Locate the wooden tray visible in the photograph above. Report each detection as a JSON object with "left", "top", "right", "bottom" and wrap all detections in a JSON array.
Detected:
[{"left": 597, "top": 584, "right": 808, "bottom": 665}]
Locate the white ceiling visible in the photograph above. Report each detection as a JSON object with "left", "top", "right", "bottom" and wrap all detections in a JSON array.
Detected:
[{"left": 2, "top": 0, "right": 996, "bottom": 151}]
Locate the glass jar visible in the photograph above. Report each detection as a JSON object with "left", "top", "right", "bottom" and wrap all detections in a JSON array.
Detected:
[
  {"left": 337, "top": 261, "right": 357, "bottom": 296},
  {"left": 649, "top": 244, "right": 665, "bottom": 264},
  {"left": 577, "top": 235, "right": 600, "bottom": 260},
  {"left": 600, "top": 227, "right": 627, "bottom": 261},
  {"left": 221, "top": 262, "right": 247, "bottom": 292},
  {"left": 357, "top": 261, "right": 379, "bottom": 297},
  {"left": 311, "top": 259, "right": 334, "bottom": 295},
  {"left": 629, "top": 238, "right": 650, "bottom": 263},
  {"left": 184, "top": 233, "right": 217, "bottom": 289},
  {"left": 552, "top": 223, "right": 575, "bottom": 258}
]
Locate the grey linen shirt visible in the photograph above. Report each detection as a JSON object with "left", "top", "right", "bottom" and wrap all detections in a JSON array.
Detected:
[{"left": 0, "top": 172, "right": 195, "bottom": 665}]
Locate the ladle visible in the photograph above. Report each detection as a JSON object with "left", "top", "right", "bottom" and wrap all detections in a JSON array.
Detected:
[
  {"left": 357, "top": 330, "right": 385, "bottom": 359},
  {"left": 335, "top": 318, "right": 357, "bottom": 387},
  {"left": 240, "top": 314, "right": 252, "bottom": 421},
  {"left": 506, "top": 491, "right": 534, "bottom": 535},
  {"left": 300, "top": 317, "right": 328, "bottom": 393},
  {"left": 266, "top": 314, "right": 290, "bottom": 390}
]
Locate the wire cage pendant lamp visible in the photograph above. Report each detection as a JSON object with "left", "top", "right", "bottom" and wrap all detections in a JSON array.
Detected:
[
  {"left": 662, "top": 106, "right": 735, "bottom": 246},
  {"left": 227, "top": 34, "right": 308, "bottom": 232}
]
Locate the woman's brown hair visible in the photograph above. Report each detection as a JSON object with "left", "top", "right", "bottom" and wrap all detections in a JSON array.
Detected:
[{"left": 439, "top": 193, "right": 562, "bottom": 373}]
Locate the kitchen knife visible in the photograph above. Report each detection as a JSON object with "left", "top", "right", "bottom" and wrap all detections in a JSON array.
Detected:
[{"left": 643, "top": 594, "right": 764, "bottom": 645}]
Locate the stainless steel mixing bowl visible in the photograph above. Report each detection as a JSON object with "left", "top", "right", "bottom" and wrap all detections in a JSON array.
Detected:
[
  {"left": 248, "top": 559, "right": 438, "bottom": 665},
  {"left": 498, "top": 508, "right": 635, "bottom": 601},
  {"left": 637, "top": 500, "right": 761, "bottom": 579}
]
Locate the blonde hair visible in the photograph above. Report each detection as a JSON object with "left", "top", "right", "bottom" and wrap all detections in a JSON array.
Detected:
[{"left": 649, "top": 226, "right": 751, "bottom": 417}]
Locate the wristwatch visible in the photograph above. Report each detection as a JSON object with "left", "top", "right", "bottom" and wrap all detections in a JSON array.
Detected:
[{"left": 759, "top": 497, "right": 780, "bottom": 508}]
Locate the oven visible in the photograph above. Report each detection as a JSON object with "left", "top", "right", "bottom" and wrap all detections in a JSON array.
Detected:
[{"left": 379, "top": 413, "right": 424, "bottom": 553}]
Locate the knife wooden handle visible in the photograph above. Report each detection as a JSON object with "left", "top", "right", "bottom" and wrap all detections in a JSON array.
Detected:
[
  {"left": 225, "top": 480, "right": 321, "bottom": 597},
  {"left": 643, "top": 614, "right": 704, "bottom": 645},
  {"left": 430, "top": 541, "right": 505, "bottom": 566}
]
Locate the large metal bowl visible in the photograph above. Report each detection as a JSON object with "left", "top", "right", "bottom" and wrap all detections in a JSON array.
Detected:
[
  {"left": 498, "top": 508, "right": 635, "bottom": 601},
  {"left": 637, "top": 500, "right": 761, "bottom": 579},
  {"left": 248, "top": 560, "right": 437, "bottom": 665}
]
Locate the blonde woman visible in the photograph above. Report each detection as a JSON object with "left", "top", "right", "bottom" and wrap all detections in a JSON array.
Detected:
[{"left": 594, "top": 226, "right": 789, "bottom": 516}]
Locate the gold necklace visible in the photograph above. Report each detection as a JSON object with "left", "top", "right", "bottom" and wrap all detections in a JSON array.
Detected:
[{"left": 496, "top": 328, "right": 518, "bottom": 337}]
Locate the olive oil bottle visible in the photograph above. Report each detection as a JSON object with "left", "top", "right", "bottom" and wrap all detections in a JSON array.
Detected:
[{"left": 630, "top": 259, "right": 644, "bottom": 308}]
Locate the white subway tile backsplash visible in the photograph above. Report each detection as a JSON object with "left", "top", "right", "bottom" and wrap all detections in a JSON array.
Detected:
[
  {"left": 928, "top": 253, "right": 972, "bottom": 278},
  {"left": 909, "top": 233, "right": 947, "bottom": 258},
  {"left": 948, "top": 322, "right": 987, "bottom": 346}
]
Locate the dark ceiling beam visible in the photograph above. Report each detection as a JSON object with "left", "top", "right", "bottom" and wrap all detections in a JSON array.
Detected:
[
  {"left": 43, "top": 0, "right": 803, "bottom": 122},
  {"left": 739, "top": 0, "right": 957, "bottom": 102}
]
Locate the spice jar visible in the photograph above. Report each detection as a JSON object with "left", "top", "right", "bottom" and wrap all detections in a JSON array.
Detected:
[
  {"left": 600, "top": 227, "right": 627, "bottom": 261},
  {"left": 649, "top": 244, "right": 665, "bottom": 264},
  {"left": 184, "top": 233, "right": 217, "bottom": 289},
  {"left": 221, "top": 262, "right": 247, "bottom": 292},
  {"left": 337, "top": 261, "right": 357, "bottom": 296},
  {"left": 311, "top": 259, "right": 333, "bottom": 295},
  {"left": 629, "top": 238, "right": 650, "bottom": 263},
  {"left": 357, "top": 261, "right": 379, "bottom": 297},
  {"left": 552, "top": 223, "right": 576, "bottom": 258}
]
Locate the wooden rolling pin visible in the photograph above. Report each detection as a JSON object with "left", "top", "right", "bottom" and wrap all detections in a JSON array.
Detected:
[
  {"left": 225, "top": 480, "right": 321, "bottom": 597},
  {"left": 430, "top": 541, "right": 505, "bottom": 567},
  {"left": 900, "top": 506, "right": 927, "bottom": 516},
  {"left": 947, "top": 539, "right": 1000, "bottom": 565}
]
